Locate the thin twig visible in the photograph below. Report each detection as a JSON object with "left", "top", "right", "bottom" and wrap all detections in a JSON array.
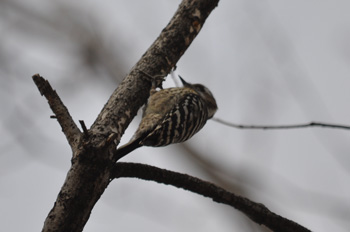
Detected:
[
  {"left": 213, "top": 117, "right": 350, "bottom": 130},
  {"left": 79, "top": 120, "right": 89, "bottom": 138},
  {"left": 32, "top": 74, "right": 82, "bottom": 150},
  {"left": 113, "top": 162, "right": 311, "bottom": 232}
]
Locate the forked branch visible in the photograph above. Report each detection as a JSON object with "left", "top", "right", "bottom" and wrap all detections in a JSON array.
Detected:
[{"left": 34, "top": 1, "right": 221, "bottom": 231}]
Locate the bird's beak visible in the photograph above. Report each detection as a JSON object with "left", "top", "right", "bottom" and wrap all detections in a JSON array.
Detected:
[{"left": 178, "top": 75, "right": 190, "bottom": 87}]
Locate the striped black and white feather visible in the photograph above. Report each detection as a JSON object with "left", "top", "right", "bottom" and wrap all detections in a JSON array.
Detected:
[{"left": 116, "top": 76, "right": 217, "bottom": 160}]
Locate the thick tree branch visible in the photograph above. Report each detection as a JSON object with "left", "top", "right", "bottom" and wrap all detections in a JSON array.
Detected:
[
  {"left": 90, "top": 0, "right": 219, "bottom": 151},
  {"left": 36, "top": 1, "right": 220, "bottom": 231},
  {"left": 32, "top": 74, "right": 82, "bottom": 150},
  {"left": 113, "top": 162, "right": 311, "bottom": 232},
  {"left": 213, "top": 117, "right": 350, "bottom": 130}
]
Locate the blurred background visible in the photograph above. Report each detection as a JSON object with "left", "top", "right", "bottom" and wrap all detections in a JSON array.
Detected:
[{"left": 1, "top": 0, "right": 350, "bottom": 231}]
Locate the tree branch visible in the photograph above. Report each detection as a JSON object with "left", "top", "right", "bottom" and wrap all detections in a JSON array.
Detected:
[
  {"left": 112, "top": 162, "right": 311, "bottom": 232},
  {"left": 32, "top": 74, "right": 82, "bottom": 150},
  {"left": 90, "top": 0, "right": 220, "bottom": 151},
  {"left": 36, "top": 1, "right": 220, "bottom": 231},
  {"left": 213, "top": 117, "right": 350, "bottom": 130}
]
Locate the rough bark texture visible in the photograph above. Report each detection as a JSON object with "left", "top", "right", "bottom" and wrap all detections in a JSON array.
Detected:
[
  {"left": 32, "top": 74, "right": 82, "bottom": 151},
  {"left": 37, "top": 0, "right": 219, "bottom": 231},
  {"left": 90, "top": 0, "right": 220, "bottom": 147}
]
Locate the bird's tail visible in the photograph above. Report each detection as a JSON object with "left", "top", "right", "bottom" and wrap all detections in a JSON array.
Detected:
[{"left": 115, "top": 137, "right": 143, "bottom": 161}]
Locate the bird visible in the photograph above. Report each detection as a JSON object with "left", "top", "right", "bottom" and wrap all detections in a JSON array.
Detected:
[{"left": 115, "top": 75, "right": 218, "bottom": 160}]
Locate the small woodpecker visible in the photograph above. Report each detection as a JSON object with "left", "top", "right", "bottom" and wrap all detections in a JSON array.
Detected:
[{"left": 116, "top": 75, "right": 218, "bottom": 160}]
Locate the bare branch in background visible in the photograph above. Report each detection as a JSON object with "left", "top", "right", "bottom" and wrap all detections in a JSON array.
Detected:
[
  {"left": 0, "top": 0, "right": 127, "bottom": 82},
  {"left": 213, "top": 118, "right": 350, "bottom": 130}
]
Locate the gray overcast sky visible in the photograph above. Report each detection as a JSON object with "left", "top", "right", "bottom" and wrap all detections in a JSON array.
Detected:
[{"left": 1, "top": 0, "right": 350, "bottom": 231}]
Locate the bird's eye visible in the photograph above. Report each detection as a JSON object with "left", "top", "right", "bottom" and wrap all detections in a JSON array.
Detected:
[
  {"left": 193, "top": 84, "right": 205, "bottom": 93},
  {"left": 203, "top": 87, "right": 210, "bottom": 94}
]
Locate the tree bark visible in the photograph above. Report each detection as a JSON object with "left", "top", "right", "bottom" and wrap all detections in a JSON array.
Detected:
[
  {"left": 34, "top": 1, "right": 311, "bottom": 231},
  {"left": 35, "top": 0, "right": 219, "bottom": 231}
]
